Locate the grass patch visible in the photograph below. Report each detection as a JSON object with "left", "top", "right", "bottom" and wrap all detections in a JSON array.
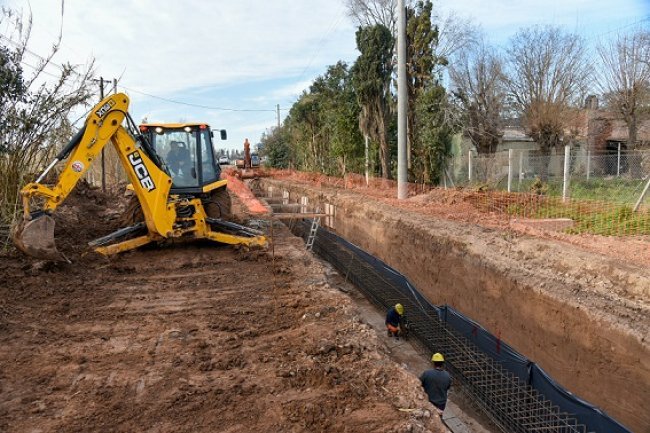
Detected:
[
  {"left": 506, "top": 198, "right": 650, "bottom": 236},
  {"left": 510, "top": 178, "right": 646, "bottom": 205}
]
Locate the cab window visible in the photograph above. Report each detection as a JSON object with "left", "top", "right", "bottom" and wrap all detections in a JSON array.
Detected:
[
  {"left": 200, "top": 129, "right": 219, "bottom": 183},
  {"left": 150, "top": 129, "right": 199, "bottom": 188}
]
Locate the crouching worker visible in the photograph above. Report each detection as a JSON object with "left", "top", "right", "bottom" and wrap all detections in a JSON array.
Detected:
[
  {"left": 385, "top": 303, "right": 404, "bottom": 339},
  {"left": 420, "top": 353, "right": 452, "bottom": 418}
]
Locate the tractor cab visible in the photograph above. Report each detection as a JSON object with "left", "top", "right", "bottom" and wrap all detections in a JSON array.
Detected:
[{"left": 139, "top": 123, "right": 227, "bottom": 193}]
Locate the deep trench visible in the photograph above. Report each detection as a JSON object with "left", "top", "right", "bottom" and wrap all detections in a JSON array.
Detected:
[{"left": 255, "top": 180, "right": 646, "bottom": 433}]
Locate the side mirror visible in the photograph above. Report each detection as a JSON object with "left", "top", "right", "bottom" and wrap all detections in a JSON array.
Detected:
[
  {"left": 220, "top": 130, "right": 227, "bottom": 140},
  {"left": 210, "top": 131, "right": 214, "bottom": 138}
]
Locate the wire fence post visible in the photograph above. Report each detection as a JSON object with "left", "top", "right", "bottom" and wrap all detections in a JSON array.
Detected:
[
  {"left": 617, "top": 142, "right": 621, "bottom": 177},
  {"left": 563, "top": 144, "right": 571, "bottom": 203},
  {"left": 468, "top": 150, "right": 473, "bottom": 183},
  {"left": 633, "top": 177, "right": 650, "bottom": 212},
  {"left": 518, "top": 150, "right": 524, "bottom": 188},
  {"left": 586, "top": 149, "right": 591, "bottom": 181},
  {"left": 507, "top": 149, "right": 513, "bottom": 193}
]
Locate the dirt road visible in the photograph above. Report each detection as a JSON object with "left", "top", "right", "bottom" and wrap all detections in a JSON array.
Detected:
[{"left": 0, "top": 186, "right": 445, "bottom": 432}]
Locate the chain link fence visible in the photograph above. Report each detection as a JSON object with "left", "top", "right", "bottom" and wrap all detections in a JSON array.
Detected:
[
  {"left": 450, "top": 148, "right": 650, "bottom": 206},
  {"left": 443, "top": 148, "right": 650, "bottom": 236},
  {"left": 270, "top": 146, "right": 650, "bottom": 236}
]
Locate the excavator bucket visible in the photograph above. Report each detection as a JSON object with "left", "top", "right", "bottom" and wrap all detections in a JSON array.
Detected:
[{"left": 13, "top": 215, "right": 68, "bottom": 262}]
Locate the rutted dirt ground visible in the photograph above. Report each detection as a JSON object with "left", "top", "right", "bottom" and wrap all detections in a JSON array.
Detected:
[
  {"left": 0, "top": 185, "right": 445, "bottom": 433},
  {"left": 261, "top": 178, "right": 650, "bottom": 433}
]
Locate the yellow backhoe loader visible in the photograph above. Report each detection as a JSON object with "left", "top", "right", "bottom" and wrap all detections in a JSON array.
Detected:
[{"left": 13, "top": 92, "right": 266, "bottom": 261}]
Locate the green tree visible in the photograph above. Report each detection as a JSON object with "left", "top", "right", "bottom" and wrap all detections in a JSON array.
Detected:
[
  {"left": 404, "top": 0, "right": 444, "bottom": 174},
  {"left": 413, "top": 83, "right": 454, "bottom": 184},
  {"left": 287, "top": 91, "right": 323, "bottom": 171},
  {"left": 260, "top": 127, "right": 291, "bottom": 169},
  {"left": 403, "top": 0, "right": 455, "bottom": 184},
  {"left": 352, "top": 24, "right": 394, "bottom": 178},
  {"left": 311, "top": 61, "right": 364, "bottom": 175},
  {"left": 0, "top": 44, "right": 26, "bottom": 139},
  {"left": 283, "top": 61, "right": 364, "bottom": 175}
]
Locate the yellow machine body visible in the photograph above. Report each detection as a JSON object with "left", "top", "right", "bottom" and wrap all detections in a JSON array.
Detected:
[{"left": 14, "top": 93, "right": 266, "bottom": 260}]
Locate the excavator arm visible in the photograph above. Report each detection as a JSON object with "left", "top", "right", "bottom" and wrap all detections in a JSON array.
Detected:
[{"left": 14, "top": 93, "right": 177, "bottom": 260}]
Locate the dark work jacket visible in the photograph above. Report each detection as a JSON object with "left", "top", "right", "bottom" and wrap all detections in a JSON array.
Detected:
[
  {"left": 420, "top": 368, "right": 452, "bottom": 409},
  {"left": 385, "top": 307, "right": 401, "bottom": 327}
]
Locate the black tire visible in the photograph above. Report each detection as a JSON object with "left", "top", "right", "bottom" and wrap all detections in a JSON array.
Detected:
[
  {"left": 204, "top": 187, "right": 232, "bottom": 220},
  {"left": 120, "top": 194, "right": 144, "bottom": 226}
]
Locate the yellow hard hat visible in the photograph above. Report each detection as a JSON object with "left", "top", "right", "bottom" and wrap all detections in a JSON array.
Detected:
[
  {"left": 431, "top": 353, "right": 445, "bottom": 363},
  {"left": 395, "top": 303, "right": 404, "bottom": 315}
]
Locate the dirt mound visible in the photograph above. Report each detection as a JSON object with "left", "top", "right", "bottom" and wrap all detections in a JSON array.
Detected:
[
  {"left": 271, "top": 171, "right": 650, "bottom": 267},
  {"left": 48, "top": 181, "right": 126, "bottom": 260},
  {"left": 0, "top": 190, "right": 444, "bottom": 432}
]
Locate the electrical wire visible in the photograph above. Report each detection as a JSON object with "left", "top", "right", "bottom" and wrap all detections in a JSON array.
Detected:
[
  {"left": 3, "top": 34, "right": 290, "bottom": 115},
  {"left": 118, "top": 84, "right": 278, "bottom": 113},
  {"left": 296, "top": 7, "right": 348, "bottom": 82}
]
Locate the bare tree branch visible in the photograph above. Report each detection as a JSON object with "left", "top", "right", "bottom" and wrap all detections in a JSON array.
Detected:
[
  {"left": 450, "top": 38, "right": 506, "bottom": 154},
  {"left": 0, "top": 5, "right": 96, "bottom": 243},
  {"left": 434, "top": 11, "right": 479, "bottom": 64},
  {"left": 596, "top": 27, "right": 650, "bottom": 149},
  {"left": 345, "top": 0, "right": 415, "bottom": 35},
  {"left": 505, "top": 26, "right": 591, "bottom": 179}
]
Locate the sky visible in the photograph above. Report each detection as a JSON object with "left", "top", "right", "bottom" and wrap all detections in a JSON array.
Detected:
[{"left": 2, "top": 0, "right": 649, "bottom": 151}]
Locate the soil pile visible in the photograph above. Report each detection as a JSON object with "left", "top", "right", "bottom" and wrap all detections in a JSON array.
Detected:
[
  {"left": 271, "top": 171, "right": 650, "bottom": 267},
  {"left": 0, "top": 184, "right": 444, "bottom": 433}
]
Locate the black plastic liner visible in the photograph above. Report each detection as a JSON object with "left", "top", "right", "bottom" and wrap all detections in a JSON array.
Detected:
[{"left": 298, "top": 221, "right": 630, "bottom": 433}]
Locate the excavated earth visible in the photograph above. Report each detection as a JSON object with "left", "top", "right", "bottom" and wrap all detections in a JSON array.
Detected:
[
  {"left": 0, "top": 184, "right": 445, "bottom": 433},
  {"left": 262, "top": 178, "right": 650, "bottom": 433}
]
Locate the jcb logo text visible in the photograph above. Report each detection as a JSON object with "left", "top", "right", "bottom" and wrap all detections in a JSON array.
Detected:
[{"left": 128, "top": 151, "right": 156, "bottom": 191}]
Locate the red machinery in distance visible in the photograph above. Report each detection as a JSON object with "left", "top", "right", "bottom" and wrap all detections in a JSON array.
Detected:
[{"left": 234, "top": 138, "right": 264, "bottom": 179}]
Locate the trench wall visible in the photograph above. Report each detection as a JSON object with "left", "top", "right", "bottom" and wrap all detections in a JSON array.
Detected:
[{"left": 261, "top": 180, "right": 649, "bottom": 433}]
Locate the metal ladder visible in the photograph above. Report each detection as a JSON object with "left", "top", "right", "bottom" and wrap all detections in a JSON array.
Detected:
[{"left": 305, "top": 213, "right": 321, "bottom": 251}]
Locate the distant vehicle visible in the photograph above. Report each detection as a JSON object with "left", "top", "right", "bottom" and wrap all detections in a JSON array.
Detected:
[
  {"left": 218, "top": 156, "right": 230, "bottom": 165},
  {"left": 251, "top": 154, "right": 260, "bottom": 167}
]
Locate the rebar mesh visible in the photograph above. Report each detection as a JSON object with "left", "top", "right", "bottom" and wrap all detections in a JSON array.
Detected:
[{"left": 301, "top": 223, "right": 591, "bottom": 433}]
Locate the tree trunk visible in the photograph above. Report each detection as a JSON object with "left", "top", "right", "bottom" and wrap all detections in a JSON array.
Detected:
[
  {"left": 379, "top": 136, "right": 390, "bottom": 179},
  {"left": 538, "top": 136, "right": 552, "bottom": 183},
  {"left": 628, "top": 115, "right": 638, "bottom": 149}
]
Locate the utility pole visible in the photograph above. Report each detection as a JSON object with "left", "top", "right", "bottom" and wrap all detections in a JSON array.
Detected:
[
  {"left": 397, "top": 0, "right": 408, "bottom": 199},
  {"left": 276, "top": 104, "right": 281, "bottom": 129},
  {"left": 99, "top": 77, "right": 105, "bottom": 192},
  {"left": 365, "top": 135, "right": 369, "bottom": 187}
]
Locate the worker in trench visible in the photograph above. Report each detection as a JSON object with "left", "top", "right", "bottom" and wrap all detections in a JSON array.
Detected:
[
  {"left": 385, "top": 303, "right": 405, "bottom": 340},
  {"left": 420, "top": 353, "right": 452, "bottom": 418}
]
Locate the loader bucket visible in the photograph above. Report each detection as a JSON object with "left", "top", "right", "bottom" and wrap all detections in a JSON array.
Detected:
[{"left": 13, "top": 215, "right": 68, "bottom": 262}]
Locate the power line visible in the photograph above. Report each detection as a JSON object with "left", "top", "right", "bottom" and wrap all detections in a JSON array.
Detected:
[
  {"left": 588, "top": 16, "right": 650, "bottom": 40},
  {"left": 297, "top": 7, "right": 347, "bottom": 83},
  {"left": 1, "top": 34, "right": 91, "bottom": 83},
  {"left": 118, "top": 84, "right": 280, "bottom": 113},
  {"left": 19, "top": 60, "right": 62, "bottom": 80},
  {"left": 3, "top": 35, "right": 290, "bottom": 114}
]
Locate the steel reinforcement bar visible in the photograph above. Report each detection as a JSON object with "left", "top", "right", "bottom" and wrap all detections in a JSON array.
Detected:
[{"left": 301, "top": 222, "right": 590, "bottom": 433}]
